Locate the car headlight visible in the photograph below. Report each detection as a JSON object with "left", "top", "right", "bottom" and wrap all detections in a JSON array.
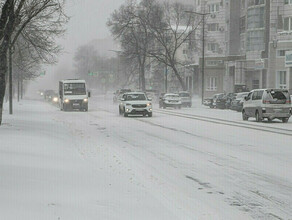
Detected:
[
  {"left": 147, "top": 103, "right": 152, "bottom": 106},
  {"left": 64, "top": 99, "right": 70, "bottom": 103},
  {"left": 83, "top": 98, "right": 88, "bottom": 102},
  {"left": 53, "top": 97, "right": 58, "bottom": 102}
]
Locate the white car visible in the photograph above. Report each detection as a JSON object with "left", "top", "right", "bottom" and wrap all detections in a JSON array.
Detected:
[
  {"left": 119, "top": 92, "right": 153, "bottom": 117},
  {"left": 159, "top": 93, "right": 182, "bottom": 109}
]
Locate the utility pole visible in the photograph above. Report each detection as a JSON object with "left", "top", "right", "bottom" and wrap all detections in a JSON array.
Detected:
[
  {"left": 9, "top": 44, "right": 13, "bottom": 114},
  {"left": 185, "top": 9, "right": 210, "bottom": 104}
]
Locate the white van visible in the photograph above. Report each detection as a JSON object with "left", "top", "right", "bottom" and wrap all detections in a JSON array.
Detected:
[
  {"left": 59, "top": 79, "right": 90, "bottom": 111},
  {"left": 242, "top": 89, "right": 291, "bottom": 123}
]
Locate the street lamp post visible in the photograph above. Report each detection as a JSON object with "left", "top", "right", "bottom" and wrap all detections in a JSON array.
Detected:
[{"left": 185, "top": 10, "right": 210, "bottom": 104}]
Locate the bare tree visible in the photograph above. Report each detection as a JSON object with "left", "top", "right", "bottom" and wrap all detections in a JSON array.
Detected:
[
  {"left": 145, "top": 2, "right": 201, "bottom": 90},
  {"left": 107, "top": 0, "right": 158, "bottom": 91},
  {"left": 0, "top": 0, "right": 67, "bottom": 125}
]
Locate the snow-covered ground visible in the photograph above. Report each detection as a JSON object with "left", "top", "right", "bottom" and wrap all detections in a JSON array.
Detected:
[{"left": 0, "top": 96, "right": 291, "bottom": 219}]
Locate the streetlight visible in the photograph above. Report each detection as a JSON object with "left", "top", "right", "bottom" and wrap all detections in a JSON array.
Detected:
[{"left": 185, "top": 10, "right": 210, "bottom": 104}]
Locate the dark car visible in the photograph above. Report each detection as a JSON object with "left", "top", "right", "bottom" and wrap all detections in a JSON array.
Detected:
[
  {"left": 44, "top": 90, "right": 56, "bottom": 101},
  {"left": 225, "top": 93, "right": 237, "bottom": 109},
  {"left": 230, "top": 92, "right": 249, "bottom": 112},
  {"left": 215, "top": 94, "right": 227, "bottom": 109}
]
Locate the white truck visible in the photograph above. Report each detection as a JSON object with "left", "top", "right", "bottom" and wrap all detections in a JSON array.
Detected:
[{"left": 59, "top": 79, "right": 90, "bottom": 111}]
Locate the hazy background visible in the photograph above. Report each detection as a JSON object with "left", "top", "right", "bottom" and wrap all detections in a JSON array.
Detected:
[{"left": 27, "top": 0, "right": 124, "bottom": 93}]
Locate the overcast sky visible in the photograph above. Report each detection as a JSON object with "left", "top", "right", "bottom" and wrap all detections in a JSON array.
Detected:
[{"left": 29, "top": 0, "right": 125, "bottom": 91}]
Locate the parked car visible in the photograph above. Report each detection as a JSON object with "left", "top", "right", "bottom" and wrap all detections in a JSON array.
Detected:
[
  {"left": 113, "top": 89, "right": 131, "bottom": 103},
  {"left": 119, "top": 92, "right": 152, "bottom": 117},
  {"left": 159, "top": 93, "right": 182, "bottom": 109},
  {"left": 242, "top": 89, "right": 291, "bottom": 123},
  {"left": 230, "top": 92, "right": 249, "bottom": 112},
  {"left": 214, "top": 94, "right": 228, "bottom": 109},
  {"left": 178, "top": 91, "right": 192, "bottom": 107},
  {"left": 203, "top": 97, "right": 213, "bottom": 107},
  {"left": 225, "top": 93, "right": 237, "bottom": 109}
]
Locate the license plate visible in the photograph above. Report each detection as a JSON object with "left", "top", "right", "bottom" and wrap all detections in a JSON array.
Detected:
[{"left": 73, "top": 103, "right": 80, "bottom": 106}]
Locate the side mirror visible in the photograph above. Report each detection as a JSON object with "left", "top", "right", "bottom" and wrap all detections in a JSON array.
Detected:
[
  {"left": 88, "top": 92, "right": 91, "bottom": 98},
  {"left": 244, "top": 96, "right": 249, "bottom": 101}
]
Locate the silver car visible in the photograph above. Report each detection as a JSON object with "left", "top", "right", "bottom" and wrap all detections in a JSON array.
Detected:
[{"left": 242, "top": 89, "right": 291, "bottom": 123}]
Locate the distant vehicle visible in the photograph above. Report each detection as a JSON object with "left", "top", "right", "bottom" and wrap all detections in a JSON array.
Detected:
[
  {"left": 230, "top": 92, "right": 249, "bottom": 112},
  {"left": 113, "top": 89, "right": 131, "bottom": 103},
  {"left": 44, "top": 90, "right": 55, "bottom": 101},
  {"left": 119, "top": 92, "right": 152, "bottom": 117},
  {"left": 59, "top": 79, "right": 90, "bottom": 111},
  {"left": 159, "top": 93, "right": 182, "bottom": 109},
  {"left": 242, "top": 89, "right": 291, "bottom": 123},
  {"left": 178, "top": 91, "right": 192, "bottom": 107}
]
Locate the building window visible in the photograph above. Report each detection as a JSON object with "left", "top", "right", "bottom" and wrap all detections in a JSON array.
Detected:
[
  {"left": 206, "top": 60, "right": 223, "bottom": 66},
  {"left": 207, "top": 43, "right": 218, "bottom": 52},
  {"left": 207, "top": 23, "right": 219, "bottom": 31},
  {"left": 209, "top": 3, "right": 219, "bottom": 12},
  {"left": 248, "top": 0, "right": 265, "bottom": 6},
  {"left": 252, "top": 80, "right": 260, "bottom": 89},
  {"left": 277, "top": 50, "right": 286, "bottom": 57},
  {"left": 207, "top": 77, "right": 217, "bottom": 91},
  {"left": 247, "top": 7, "right": 265, "bottom": 29},
  {"left": 240, "top": 16, "right": 246, "bottom": 33},
  {"left": 277, "top": 71, "right": 287, "bottom": 89},
  {"left": 284, "top": 0, "right": 292, "bottom": 4},
  {"left": 241, "top": 0, "right": 246, "bottom": 8},
  {"left": 283, "top": 17, "right": 292, "bottom": 31},
  {"left": 246, "top": 30, "right": 265, "bottom": 51}
]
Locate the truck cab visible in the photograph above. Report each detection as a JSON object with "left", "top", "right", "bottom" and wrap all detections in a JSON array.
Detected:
[{"left": 59, "top": 79, "right": 90, "bottom": 111}]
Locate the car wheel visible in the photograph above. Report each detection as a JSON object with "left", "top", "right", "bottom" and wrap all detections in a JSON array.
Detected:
[
  {"left": 255, "top": 111, "right": 262, "bottom": 122},
  {"left": 163, "top": 104, "right": 166, "bottom": 109},
  {"left": 148, "top": 112, "right": 152, "bottom": 117},
  {"left": 124, "top": 112, "right": 128, "bottom": 117},
  {"left": 119, "top": 107, "right": 122, "bottom": 115},
  {"left": 282, "top": 118, "right": 289, "bottom": 123},
  {"left": 242, "top": 110, "right": 248, "bottom": 121}
]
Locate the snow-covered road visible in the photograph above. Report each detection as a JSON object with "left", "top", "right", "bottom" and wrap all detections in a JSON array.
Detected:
[{"left": 1, "top": 97, "right": 291, "bottom": 219}]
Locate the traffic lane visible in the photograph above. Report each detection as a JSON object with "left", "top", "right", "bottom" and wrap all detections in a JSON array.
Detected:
[
  {"left": 54, "top": 105, "right": 252, "bottom": 219},
  {"left": 61, "top": 105, "right": 291, "bottom": 219},
  {"left": 121, "top": 112, "right": 292, "bottom": 219}
]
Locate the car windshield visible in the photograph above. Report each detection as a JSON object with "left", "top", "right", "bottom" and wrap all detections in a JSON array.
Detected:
[
  {"left": 125, "top": 94, "right": 146, "bottom": 101},
  {"left": 165, "top": 95, "right": 179, "bottom": 99},
  {"left": 64, "top": 83, "right": 86, "bottom": 95},
  {"left": 179, "top": 93, "right": 190, "bottom": 97}
]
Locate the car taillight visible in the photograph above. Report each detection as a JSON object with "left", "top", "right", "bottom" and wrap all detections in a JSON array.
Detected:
[
  {"left": 263, "top": 100, "right": 270, "bottom": 104},
  {"left": 286, "top": 100, "right": 291, "bottom": 104}
]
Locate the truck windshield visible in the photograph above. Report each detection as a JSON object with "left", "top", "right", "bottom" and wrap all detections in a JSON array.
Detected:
[{"left": 64, "top": 83, "right": 86, "bottom": 95}]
